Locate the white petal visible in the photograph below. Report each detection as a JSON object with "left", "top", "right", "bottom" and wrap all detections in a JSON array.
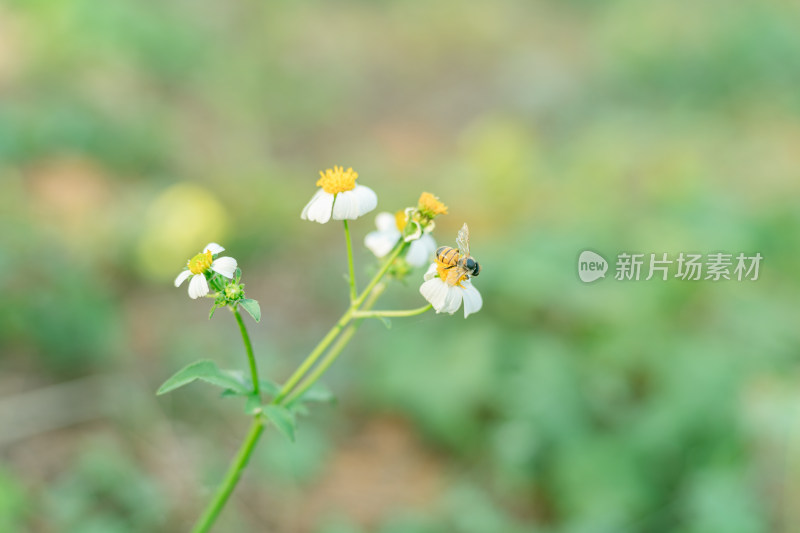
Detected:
[
  {"left": 301, "top": 190, "right": 334, "bottom": 224},
  {"left": 365, "top": 230, "right": 398, "bottom": 259},
  {"left": 301, "top": 189, "right": 324, "bottom": 219},
  {"left": 211, "top": 256, "right": 238, "bottom": 278},
  {"left": 352, "top": 185, "right": 377, "bottom": 216},
  {"left": 406, "top": 234, "right": 437, "bottom": 267},
  {"left": 188, "top": 274, "right": 209, "bottom": 299},
  {"left": 461, "top": 281, "right": 483, "bottom": 318},
  {"left": 375, "top": 212, "right": 398, "bottom": 232},
  {"left": 174, "top": 269, "right": 192, "bottom": 287},
  {"left": 204, "top": 243, "right": 224, "bottom": 254},
  {"left": 333, "top": 185, "right": 377, "bottom": 220},
  {"left": 441, "top": 284, "right": 463, "bottom": 314},
  {"left": 419, "top": 278, "right": 449, "bottom": 313},
  {"left": 423, "top": 263, "right": 438, "bottom": 281},
  {"left": 332, "top": 190, "right": 358, "bottom": 220}
]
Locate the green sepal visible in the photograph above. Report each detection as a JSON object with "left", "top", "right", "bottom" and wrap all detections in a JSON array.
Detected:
[
  {"left": 156, "top": 360, "right": 248, "bottom": 396},
  {"left": 239, "top": 299, "right": 261, "bottom": 323},
  {"left": 263, "top": 405, "right": 296, "bottom": 442},
  {"left": 209, "top": 274, "right": 226, "bottom": 292}
]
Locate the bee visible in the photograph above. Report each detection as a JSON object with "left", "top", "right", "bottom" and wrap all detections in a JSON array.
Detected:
[{"left": 435, "top": 223, "right": 481, "bottom": 286}]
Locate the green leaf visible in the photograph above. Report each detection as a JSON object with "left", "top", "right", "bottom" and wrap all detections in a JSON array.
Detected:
[
  {"left": 258, "top": 379, "right": 281, "bottom": 396},
  {"left": 156, "top": 360, "right": 249, "bottom": 396},
  {"left": 264, "top": 405, "right": 295, "bottom": 442},
  {"left": 239, "top": 299, "right": 261, "bottom": 323},
  {"left": 296, "top": 384, "right": 336, "bottom": 404},
  {"left": 209, "top": 303, "right": 218, "bottom": 319},
  {"left": 220, "top": 388, "right": 242, "bottom": 398},
  {"left": 291, "top": 403, "right": 310, "bottom": 417},
  {"left": 377, "top": 316, "right": 392, "bottom": 329},
  {"left": 244, "top": 394, "right": 261, "bottom": 415}
]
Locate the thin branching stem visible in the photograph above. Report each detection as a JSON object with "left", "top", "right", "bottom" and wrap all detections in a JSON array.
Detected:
[{"left": 343, "top": 219, "right": 357, "bottom": 303}]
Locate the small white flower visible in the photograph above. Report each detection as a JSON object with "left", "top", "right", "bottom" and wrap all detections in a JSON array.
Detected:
[
  {"left": 301, "top": 166, "right": 377, "bottom": 224},
  {"left": 419, "top": 263, "right": 482, "bottom": 318},
  {"left": 364, "top": 212, "right": 437, "bottom": 267},
  {"left": 174, "top": 243, "right": 238, "bottom": 299}
]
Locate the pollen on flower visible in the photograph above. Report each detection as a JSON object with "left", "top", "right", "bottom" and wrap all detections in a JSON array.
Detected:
[
  {"left": 316, "top": 166, "right": 358, "bottom": 194},
  {"left": 418, "top": 192, "right": 448, "bottom": 218},
  {"left": 436, "top": 261, "right": 468, "bottom": 287},
  {"left": 188, "top": 250, "right": 213, "bottom": 275}
]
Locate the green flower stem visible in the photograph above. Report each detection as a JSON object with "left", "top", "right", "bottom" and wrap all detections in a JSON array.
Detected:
[
  {"left": 191, "top": 241, "right": 410, "bottom": 531},
  {"left": 273, "top": 241, "right": 407, "bottom": 404},
  {"left": 353, "top": 241, "right": 408, "bottom": 308},
  {"left": 284, "top": 283, "right": 387, "bottom": 406},
  {"left": 272, "top": 308, "right": 354, "bottom": 404},
  {"left": 190, "top": 417, "right": 265, "bottom": 533},
  {"left": 284, "top": 322, "right": 359, "bottom": 406},
  {"left": 232, "top": 307, "right": 259, "bottom": 397},
  {"left": 352, "top": 304, "right": 432, "bottom": 319},
  {"left": 343, "top": 219, "right": 357, "bottom": 303}
]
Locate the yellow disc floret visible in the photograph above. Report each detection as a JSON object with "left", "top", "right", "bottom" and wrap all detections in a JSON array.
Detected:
[
  {"left": 418, "top": 192, "right": 448, "bottom": 219},
  {"left": 436, "top": 263, "right": 468, "bottom": 288},
  {"left": 316, "top": 166, "right": 358, "bottom": 194},
  {"left": 187, "top": 250, "right": 213, "bottom": 275}
]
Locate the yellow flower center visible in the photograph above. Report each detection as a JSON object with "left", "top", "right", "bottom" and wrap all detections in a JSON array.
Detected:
[
  {"left": 316, "top": 166, "right": 358, "bottom": 194},
  {"left": 188, "top": 250, "right": 213, "bottom": 275},
  {"left": 418, "top": 192, "right": 448, "bottom": 218},
  {"left": 436, "top": 263, "right": 468, "bottom": 288},
  {"left": 394, "top": 210, "right": 407, "bottom": 232}
]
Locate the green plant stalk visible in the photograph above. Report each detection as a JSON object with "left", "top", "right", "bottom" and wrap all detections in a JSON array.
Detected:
[
  {"left": 354, "top": 241, "right": 408, "bottom": 308},
  {"left": 273, "top": 240, "right": 408, "bottom": 404},
  {"left": 352, "top": 304, "right": 432, "bottom": 319},
  {"left": 190, "top": 418, "right": 265, "bottom": 533},
  {"left": 232, "top": 307, "right": 259, "bottom": 397},
  {"left": 284, "top": 283, "right": 388, "bottom": 405},
  {"left": 192, "top": 241, "right": 409, "bottom": 531},
  {"left": 343, "top": 219, "right": 357, "bottom": 303}
]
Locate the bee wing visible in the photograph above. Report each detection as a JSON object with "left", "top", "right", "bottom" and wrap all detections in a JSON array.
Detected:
[
  {"left": 444, "top": 265, "right": 467, "bottom": 286},
  {"left": 456, "top": 223, "right": 470, "bottom": 258}
]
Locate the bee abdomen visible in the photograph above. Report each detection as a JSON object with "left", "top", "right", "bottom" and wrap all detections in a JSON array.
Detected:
[{"left": 436, "top": 246, "right": 459, "bottom": 265}]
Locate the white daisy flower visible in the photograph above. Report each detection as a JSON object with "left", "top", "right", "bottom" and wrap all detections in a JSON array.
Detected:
[
  {"left": 301, "top": 166, "right": 377, "bottom": 224},
  {"left": 364, "top": 212, "right": 437, "bottom": 267},
  {"left": 419, "top": 263, "right": 482, "bottom": 318},
  {"left": 174, "top": 243, "right": 238, "bottom": 299}
]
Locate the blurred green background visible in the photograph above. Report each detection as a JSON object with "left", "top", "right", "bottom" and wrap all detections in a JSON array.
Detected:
[{"left": 2, "top": 0, "right": 800, "bottom": 531}]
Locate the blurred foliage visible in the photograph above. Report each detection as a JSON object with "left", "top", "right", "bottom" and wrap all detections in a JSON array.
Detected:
[{"left": 2, "top": 0, "right": 800, "bottom": 531}]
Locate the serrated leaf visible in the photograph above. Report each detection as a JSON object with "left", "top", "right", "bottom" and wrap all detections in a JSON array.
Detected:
[
  {"left": 239, "top": 299, "right": 261, "bottom": 323},
  {"left": 244, "top": 394, "right": 261, "bottom": 415},
  {"left": 264, "top": 405, "right": 295, "bottom": 442},
  {"left": 157, "top": 360, "right": 249, "bottom": 396}
]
